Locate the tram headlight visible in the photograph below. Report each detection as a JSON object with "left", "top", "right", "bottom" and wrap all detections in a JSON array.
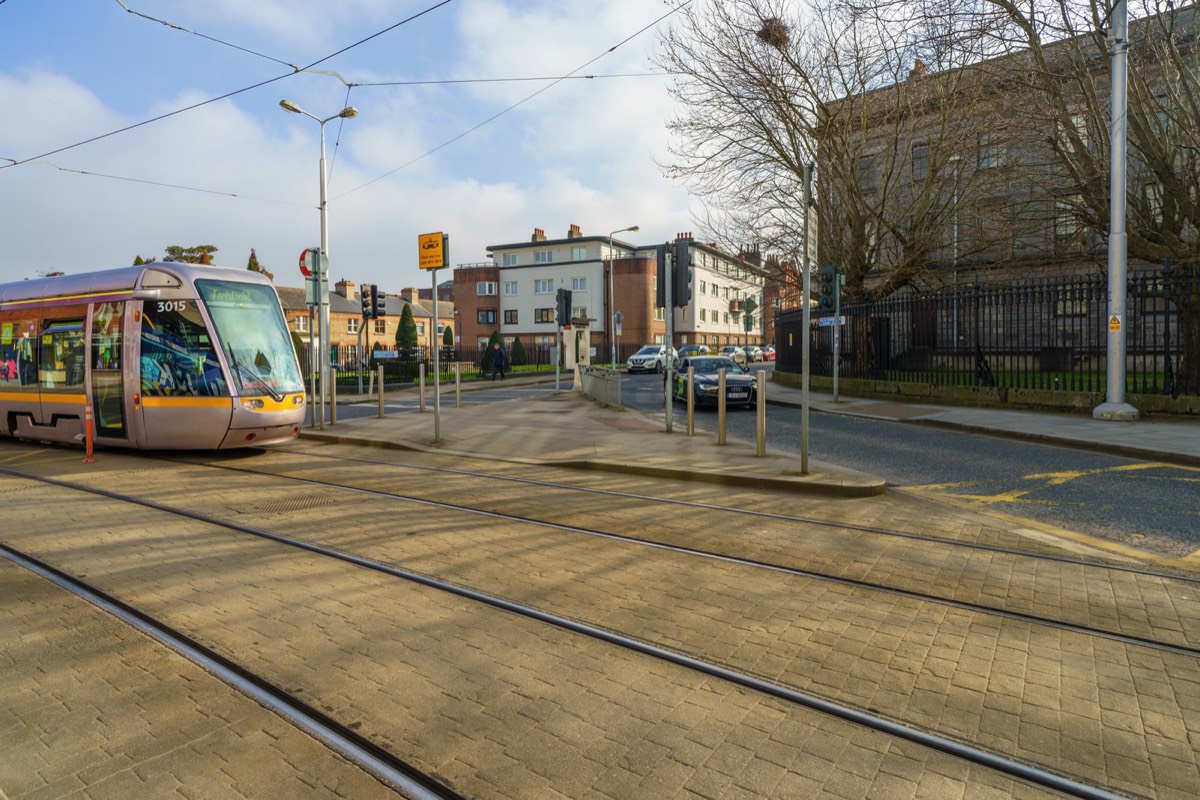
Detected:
[
  {"left": 292, "top": 395, "right": 305, "bottom": 406},
  {"left": 241, "top": 398, "right": 265, "bottom": 410}
]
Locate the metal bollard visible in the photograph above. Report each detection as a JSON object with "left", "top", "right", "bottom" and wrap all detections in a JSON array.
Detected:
[
  {"left": 419, "top": 363, "right": 426, "bottom": 412},
  {"left": 378, "top": 365, "right": 385, "bottom": 418},
  {"left": 455, "top": 362, "right": 461, "bottom": 408},
  {"left": 329, "top": 366, "right": 337, "bottom": 425},
  {"left": 686, "top": 366, "right": 695, "bottom": 436},
  {"left": 756, "top": 371, "right": 766, "bottom": 457},
  {"left": 717, "top": 368, "right": 726, "bottom": 445}
]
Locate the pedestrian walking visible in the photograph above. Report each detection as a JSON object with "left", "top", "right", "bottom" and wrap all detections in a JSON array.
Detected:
[{"left": 491, "top": 341, "right": 507, "bottom": 380}]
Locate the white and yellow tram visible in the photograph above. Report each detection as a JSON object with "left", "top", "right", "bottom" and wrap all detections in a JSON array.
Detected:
[{"left": 0, "top": 263, "right": 306, "bottom": 449}]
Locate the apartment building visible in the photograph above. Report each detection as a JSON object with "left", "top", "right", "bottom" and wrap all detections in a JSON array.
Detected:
[{"left": 453, "top": 226, "right": 768, "bottom": 357}]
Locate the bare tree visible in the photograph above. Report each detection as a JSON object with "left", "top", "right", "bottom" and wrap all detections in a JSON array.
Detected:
[
  {"left": 975, "top": 0, "right": 1200, "bottom": 388},
  {"left": 658, "top": 0, "right": 1009, "bottom": 301}
]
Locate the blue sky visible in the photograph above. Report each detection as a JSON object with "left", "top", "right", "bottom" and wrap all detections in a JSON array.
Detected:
[{"left": 0, "top": 0, "right": 694, "bottom": 291}]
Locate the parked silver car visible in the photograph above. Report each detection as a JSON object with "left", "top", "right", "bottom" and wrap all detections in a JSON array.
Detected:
[
  {"left": 626, "top": 344, "right": 677, "bottom": 373},
  {"left": 719, "top": 346, "right": 747, "bottom": 366},
  {"left": 743, "top": 345, "right": 764, "bottom": 363}
]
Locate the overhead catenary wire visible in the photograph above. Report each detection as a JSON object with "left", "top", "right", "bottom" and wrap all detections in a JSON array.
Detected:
[
  {"left": 0, "top": 0, "right": 457, "bottom": 171},
  {"left": 335, "top": 0, "right": 693, "bottom": 198}
]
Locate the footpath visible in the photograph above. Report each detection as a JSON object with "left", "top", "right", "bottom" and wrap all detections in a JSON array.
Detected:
[{"left": 304, "top": 369, "right": 1200, "bottom": 497}]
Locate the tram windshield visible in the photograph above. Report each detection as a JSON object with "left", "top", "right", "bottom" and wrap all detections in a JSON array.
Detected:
[{"left": 196, "top": 280, "right": 304, "bottom": 399}]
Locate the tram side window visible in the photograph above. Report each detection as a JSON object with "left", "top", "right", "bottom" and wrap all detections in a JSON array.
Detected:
[
  {"left": 0, "top": 317, "right": 38, "bottom": 388},
  {"left": 140, "top": 300, "right": 227, "bottom": 396},
  {"left": 40, "top": 324, "right": 86, "bottom": 392}
]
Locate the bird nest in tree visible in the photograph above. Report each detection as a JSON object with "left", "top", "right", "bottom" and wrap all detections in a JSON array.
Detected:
[{"left": 757, "top": 17, "right": 789, "bottom": 50}]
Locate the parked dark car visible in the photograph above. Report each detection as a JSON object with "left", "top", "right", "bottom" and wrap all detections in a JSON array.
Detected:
[{"left": 668, "top": 356, "right": 757, "bottom": 407}]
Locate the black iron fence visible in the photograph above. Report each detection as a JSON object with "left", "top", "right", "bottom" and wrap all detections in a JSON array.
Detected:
[{"left": 776, "top": 265, "right": 1200, "bottom": 398}]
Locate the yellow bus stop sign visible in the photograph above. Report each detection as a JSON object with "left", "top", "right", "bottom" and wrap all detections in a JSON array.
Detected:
[{"left": 419, "top": 232, "right": 447, "bottom": 270}]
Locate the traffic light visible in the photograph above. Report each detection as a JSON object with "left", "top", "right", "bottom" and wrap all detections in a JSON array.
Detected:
[
  {"left": 360, "top": 284, "right": 375, "bottom": 318},
  {"left": 556, "top": 287, "right": 573, "bottom": 326},
  {"left": 373, "top": 287, "right": 386, "bottom": 317},
  {"left": 673, "top": 236, "right": 692, "bottom": 308},
  {"left": 817, "top": 264, "right": 838, "bottom": 310},
  {"left": 655, "top": 244, "right": 667, "bottom": 309}
]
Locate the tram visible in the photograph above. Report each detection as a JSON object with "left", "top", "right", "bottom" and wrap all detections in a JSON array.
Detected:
[{"left": 0, "top": 263, "right": 306, "bottom": 449}]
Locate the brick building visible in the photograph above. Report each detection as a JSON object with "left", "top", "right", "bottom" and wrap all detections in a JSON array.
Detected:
[{"left": 452, "top": 225, "right": 769, "bottom": 361}]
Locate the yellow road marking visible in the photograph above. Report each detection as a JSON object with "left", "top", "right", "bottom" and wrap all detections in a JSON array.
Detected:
[{"left": 907, "top": 461, "right": 1200, "bottom": 572}]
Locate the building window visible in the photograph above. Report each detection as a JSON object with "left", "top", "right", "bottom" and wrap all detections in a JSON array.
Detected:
[
  {"left": 1054, "top": 196, "right": 1085, "bottom": 252},
  {"left": 654, "top": 308, "right": 665, "bottom": 321},
  {"left": 572, "top": 306, "right": 587, "bottom": 319},
  {"left": 534, "top": 249, "right": 553, "bottom": 264},
  {"left": 977, "top": 133, "right": 1005, "bottom": 169},
  {"left": 699, "top": 280, "right": 707, "bottom": 296},
  {"left": 534, "top": 279, "right": 554, "bottom": 294},
  {"left": 502, "top": 253, "right": 517, "bottom": 267},
  {"left": 534, "top": 308, "right": 554, "bottom": 324},
  {"left": 911, "top": 143, "right": 929, "bottom": 183},
  {"left": 711, "top": 283, "right": 719, "bottom": 298},
  {"left": 416, "top": 322, "right": 425, "bottom": 336},
  {"left": 571, "top": 246, "right": 587, "bottom": 261},
  {"left": 504, "top": 309, "right": 519, "bottom": 324},
  {"left": 477, "top": 337, "right": 490, "bottom": 349},
  {"left": 477, "top": 282, "right": 497, "bottom": 296},
  {"left": 858, "top": 154, "right": 877, "bottom": 193},
  {"left": 503, "top": 281, "right": 518, "bottom": 296},
  {"left": 723, "top": 312, "right": 730, "bottom": 324},
  {"left": 374, "top": 319, "right": 386, "bottom": 335},
  {"left": 294, "top": 316, "right": 308, "bottom": 333},
  {"left": 345, "top": 318, "right": 357, "bottom": 335},
  {"left": 572, "top": 277, "right": 587, "bottom": 292},
  {"left": 700, "top": 308, "right": 707, "bottom": 322},
  {"left": 477, "top": 309, "right": 496, "bottom": 324}
]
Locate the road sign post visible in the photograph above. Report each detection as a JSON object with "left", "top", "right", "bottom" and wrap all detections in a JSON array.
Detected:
[{"left": 418, "top": 232, "right": 449, "bottom": 445}]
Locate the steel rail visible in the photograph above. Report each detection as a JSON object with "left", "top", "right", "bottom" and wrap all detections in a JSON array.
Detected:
[
  {"left": 0, "top": 541, "right": 463, "bottom": 800},
  {"left": 0, "top": 469, "right": 1129, "bottom": 800},
  {"left": 261, "top": 445, "right": 1200, "bottom": 587}
]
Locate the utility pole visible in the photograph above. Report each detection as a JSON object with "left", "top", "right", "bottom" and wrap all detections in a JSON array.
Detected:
[{"left": 1094, "top": 0, "right": 1139, "bottom": 421}]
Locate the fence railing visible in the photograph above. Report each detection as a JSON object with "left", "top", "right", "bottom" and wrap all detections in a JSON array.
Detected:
[
  {"left": 294, "top": 342, "right": 653, "bottom": 389},
  {"left": 775, "top": 266, "right": 1200, "bottom": 398}
]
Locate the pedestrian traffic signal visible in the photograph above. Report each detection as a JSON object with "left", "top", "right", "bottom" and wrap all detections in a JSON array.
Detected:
[
  {"left": 373, "top": 287, "right": 386, "bottom": 317},
  {"left": 556, "top": 287, "right": 572, "bottom": 326},
  {"left": 817, "top": 264, "right": 838, "bottom": 310},
  {"left": 673, "top": 235, "right": 692, "bottom": 308},
  {"left": 361, "top": 284, "right": 375, "bottom": 318}
]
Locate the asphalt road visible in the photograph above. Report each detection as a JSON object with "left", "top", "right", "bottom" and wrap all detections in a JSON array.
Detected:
[{"left": 619, "top": 367, "right": 1200, "bottom": 558}]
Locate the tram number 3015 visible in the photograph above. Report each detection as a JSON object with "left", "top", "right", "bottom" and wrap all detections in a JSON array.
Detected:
[{"left": 157, "top": 300, "right": 190, "bottom": 313}]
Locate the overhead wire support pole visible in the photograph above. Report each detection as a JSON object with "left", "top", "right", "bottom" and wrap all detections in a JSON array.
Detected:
[
  {"left": 801, "top": 163, "right": 813, "bottom": 474},
  {"left": 665, "top": 243, "right": 674, "bottom": 434},
  {"left": 1094, "top": 0, "right": 1139, "bottom": 421}
]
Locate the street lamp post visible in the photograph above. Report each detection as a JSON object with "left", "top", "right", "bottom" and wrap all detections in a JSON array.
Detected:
[
  {"left": 608, "top": 225, "right": 639, "bottom": 367},
  {"left": 279, "top": 99, "right": 358, "bottom": 429}
]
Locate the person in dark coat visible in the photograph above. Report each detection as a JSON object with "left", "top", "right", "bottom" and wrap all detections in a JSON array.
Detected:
[{"left": 491, "top": 341, "right": 507, "bottom": 380}]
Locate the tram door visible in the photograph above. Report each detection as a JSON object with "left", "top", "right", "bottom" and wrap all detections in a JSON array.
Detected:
[{"left": 89, "top": 302, "right": 127, "bottom": 438}]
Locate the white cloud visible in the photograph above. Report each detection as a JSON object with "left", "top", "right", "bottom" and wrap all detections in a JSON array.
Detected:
[{"left": 1, "top": 1, "right": 697, "bottom": 292}]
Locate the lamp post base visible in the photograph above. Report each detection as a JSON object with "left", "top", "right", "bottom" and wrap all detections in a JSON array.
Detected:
[{"left": 1092, "top": 401, "right": 1140, "bottom": 421}]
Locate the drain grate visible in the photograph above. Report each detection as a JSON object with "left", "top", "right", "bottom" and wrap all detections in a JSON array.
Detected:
[{"left": 247, "top": 496, "right": 341, "bottom": 515}]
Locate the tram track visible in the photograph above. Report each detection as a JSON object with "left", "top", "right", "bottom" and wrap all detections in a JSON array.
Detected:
[
  {"left": 0, "top": 464, "right": 1131, "bottom": 800},
  {"left": 0, "top": 541, "right": 464, "bottom": 800},
  {"left": 246, "top": 444, "right": 1200, "bottom": 585},
  {"left": 157, "top": 448, "right": 1200, "bottom": 658}
]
